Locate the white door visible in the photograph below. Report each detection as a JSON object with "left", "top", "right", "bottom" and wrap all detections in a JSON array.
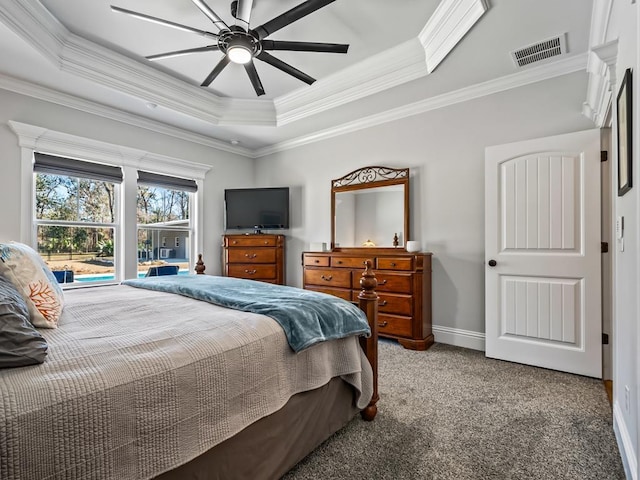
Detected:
[{"left": 485, "top": 129, "right": 601, "bottom": 378}]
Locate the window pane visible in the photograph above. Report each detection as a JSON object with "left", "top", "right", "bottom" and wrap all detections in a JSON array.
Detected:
[
  {"left": 36, "top": 173, "right": 117, "bottom": 223},
  {"left": 137, "top": 228, "right": 190, "bottom": 278},
  {"left": 37, "top": 225, "right": 115, "bottom": 283},
  {"left": 137, "top": 186, "right": 189, "bottom": 224}
]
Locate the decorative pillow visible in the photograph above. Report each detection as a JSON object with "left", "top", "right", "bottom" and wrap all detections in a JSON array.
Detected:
[
  {"left": 0, "top": 242, "right": 64, "bottom": 328},
  {"left": 0, "top": 276, "right": 48, "bottom": 368}
]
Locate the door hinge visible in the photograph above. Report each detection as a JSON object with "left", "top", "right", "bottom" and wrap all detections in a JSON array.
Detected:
[
  {"left": 602, "top": 333, "right": 609, "bottom": 345},
  {"left": 601, "top": 241, "right": 609, "bottom": 253},
  {"left": 601, "top": 151, "right": 608, "bottom": 162}
]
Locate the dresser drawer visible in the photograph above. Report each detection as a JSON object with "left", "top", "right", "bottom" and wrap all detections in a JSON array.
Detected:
[
  {"left": 377, "top": 292, "right": 413, "bottom": 316},
  {"left": 330, "top": 256, "right": 370, "bottom": 268},
  {"left": 306, "top": 286, "right": 352, "bottom": 301},
  {"left": 377, "top": 314, "right": 412, "bottom": 337},
  {"left": 304, "top": 255, "right": 330, "bottom": 267},
  {"left": 358, "top": 272, "right": 412, "bottom": 294},
  {"left": 226, "top": 236, "right": 278, "bottom": 247},
  {"left": 228, "top": 248, "right": 276, "bottom": 264},
  {"left": 376, "top": 257, "right": 413, "bottom": 271},
  {"left": 350, "top": 291, "right": 412, "bottom": 316},
  {"left": 304, "top": 269, "right": 351, "bottom": 288},
  {"left": 228, "top": 264, "right": 276, "bottom": 280}
]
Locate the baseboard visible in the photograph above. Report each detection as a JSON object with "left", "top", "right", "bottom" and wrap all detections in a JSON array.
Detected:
[
  {"left": 613, "top": 401, "right": 638, "bottom": 480},
  {"left": 432, "top": 325, "right": 485, "bottom": 351}
]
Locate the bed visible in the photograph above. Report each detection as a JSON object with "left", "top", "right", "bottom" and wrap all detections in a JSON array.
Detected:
[{"left": 0, "top": 253, "right": 379, "bottom": 480}]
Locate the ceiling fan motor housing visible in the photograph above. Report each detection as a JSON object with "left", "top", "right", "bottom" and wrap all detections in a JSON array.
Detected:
[{"left": 219, "top": 28, "right": 261, "bottom": 61}]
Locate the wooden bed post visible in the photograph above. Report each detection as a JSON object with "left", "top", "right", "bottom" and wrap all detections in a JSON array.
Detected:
[
  {"left": 195, "top": 254, "right": 206, "bottom": 274},
  {"left": 358, "top": 260, "right": 378, "bottom": 421}
]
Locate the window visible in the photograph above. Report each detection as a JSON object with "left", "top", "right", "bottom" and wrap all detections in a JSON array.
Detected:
[
  {"left": 136, "top": 171, "right": 196, "bottom": 278},
  {"left": 15, "top": 121, "right": 209, "bottom": 285},
  {"left": 34, "top": 153, "right": 121, "bottom": 285}
]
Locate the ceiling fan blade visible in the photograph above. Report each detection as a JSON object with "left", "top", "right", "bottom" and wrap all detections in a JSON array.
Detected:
[
  {"left": 244, "top": 60, "right": 265, "bottom": 96},
  {"left": 256, "top": 51, "right": 315, "bottom": 85},
  {"left": 234, "top": 0, "right": 254, "bottom": 31},
  {"left": 111, "top": 6, "right": 219, "bottom": 39},
  {"left": 201, "top": 56, "right": 231, "bottom": 87},
  {"left": 261, "top": 40, "right": 348, "bottom": 54},
  {"left": 147, "top": 45, "right": 220, "bottom": 61},
  {"left": 190, "top": 0, "right": 229, "bottom": 31},
  {"left": 252, "top": 0, "right": 336, "bottom": 39}
]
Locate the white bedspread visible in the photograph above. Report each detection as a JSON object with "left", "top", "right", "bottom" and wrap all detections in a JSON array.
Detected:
[{"left": 0, "top": 284, "right": 373, "bottom": 480}]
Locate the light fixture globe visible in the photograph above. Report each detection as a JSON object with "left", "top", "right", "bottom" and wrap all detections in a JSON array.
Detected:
[
  {"left": 227, "top": 44, "right": 252, "bottom": 64},
  {"left": 220, "top": 31, "right": 259, "bottom": 64}
]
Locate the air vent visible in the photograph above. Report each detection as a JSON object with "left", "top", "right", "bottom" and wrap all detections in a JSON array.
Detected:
[{"left": 511, "top": 34, "right": 567, "bottom": 67}]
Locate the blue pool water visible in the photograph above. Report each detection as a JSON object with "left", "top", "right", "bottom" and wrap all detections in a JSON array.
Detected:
[{"left": 75, "top": 270, "right": 189, "bottom": 282}]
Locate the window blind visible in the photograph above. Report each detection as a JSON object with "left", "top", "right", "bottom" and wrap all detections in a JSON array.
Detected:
[
  {"left": 34, "top": 153, "right": 123, "bottom": 183},
  {"left": 137, "top": 171, "right": 197, "bottom": 192}
]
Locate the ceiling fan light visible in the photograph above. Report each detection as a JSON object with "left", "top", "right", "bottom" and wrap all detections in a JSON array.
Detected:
[{"left": 227, "top": 45, "right": 252, "bottom": 64}]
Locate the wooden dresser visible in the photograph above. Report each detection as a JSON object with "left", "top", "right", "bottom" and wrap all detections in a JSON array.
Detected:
[
  {"left": 302, "top": 250, "right": 433, "bottom": 350},
  {"left": 222, "top": 234, "right": 285, "bottom": 285}
]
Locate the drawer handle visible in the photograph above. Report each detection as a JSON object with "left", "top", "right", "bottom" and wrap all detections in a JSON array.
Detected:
[
  {"left": 379, "top": 300, "right": 388, "bottom": 307},
  {"left": 264, "top": 241, "right": 269, "bottom": 244},
  {"left": 378, "top": 321, "right": 388, "bottom": 328},
  {"left": 244, "top": 269, "right": 257, "bottom": 275},
  {"left": 245, "top": 253, "right": 257, "bottom": 259},
  {"left": 336, "top": 260, "right": 343, "bottom": 264},
  {"left": 232, "top": 240, "right": 237, "bottom": 244},
  {"left": 314, "top": 259, "right": 320, "bottom": 263},
  {"left": 379, "top": 279, "right": 387, "bottom": 285},
  {"left": 390, "top": 262, "right": 396, "bottom": 267},
  {"left": 321, "top": 275, "right": 333, "bottom": 281}
]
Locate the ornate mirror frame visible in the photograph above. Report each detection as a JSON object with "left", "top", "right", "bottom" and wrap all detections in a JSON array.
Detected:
[{"left": 331, "top": 166, "right": 410, "bottom": 251}]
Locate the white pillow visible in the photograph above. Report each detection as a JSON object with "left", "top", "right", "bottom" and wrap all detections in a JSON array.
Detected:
[{"left": 0, "top": 242, "right": 64, "bottom": 328}]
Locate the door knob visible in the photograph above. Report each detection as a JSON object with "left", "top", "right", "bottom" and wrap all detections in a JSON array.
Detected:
[{"left": 488, "top": 259, "right": 497, "bottom": 267}]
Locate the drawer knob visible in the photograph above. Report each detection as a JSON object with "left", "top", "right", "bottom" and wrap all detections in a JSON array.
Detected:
[
  {"left": 264, "top": 241, "right": 269, "bottom": 244},
  {"left": 390, "top": 262, "right": 396, "bottom": 267},
  {"left": 321, "top": 274, "right": 333, "bottom": 281},
  {"left": 336, "top": 260, "right": 343, "bottom": 264},
  {"left": 378, "top": 321, "right": 388, "bottom": 328},
  {"left": 232, "top": 240, "right": 237, "bottom": 244},
  {"left": 379, "top": 300, "right": 388, "bottom": 307},
  {"left": 245, "top": 269, "right": 257, "bottom": 275},
  {"left": 314, "top": 259, "right": 320, "bottom": 263},
  {"left": 379, "top": 279, "right": 387, "bottom": 285},
  {"left": 245, "top": 253, "right": 257, "bottom": 259}
]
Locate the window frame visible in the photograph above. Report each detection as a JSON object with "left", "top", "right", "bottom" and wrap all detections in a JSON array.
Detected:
[{"left": 11, "top": 121, "right": 210, "bottom": 284}]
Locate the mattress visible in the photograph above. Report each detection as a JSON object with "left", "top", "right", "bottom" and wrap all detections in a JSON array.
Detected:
[{"left": 0, "top": 284, "right": 373, "bottom": 480}]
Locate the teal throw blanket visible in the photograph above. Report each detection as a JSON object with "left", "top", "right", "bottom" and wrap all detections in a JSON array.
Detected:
[{"left": 122, "top": 275, "right": 370, "bottom": 352}]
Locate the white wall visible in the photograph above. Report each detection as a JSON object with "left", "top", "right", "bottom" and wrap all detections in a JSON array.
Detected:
[
  {"left": 0, "top": 89, "right": 254, "bottom": 275},
  {"left": 606, "top": 0, "right": 639, "bottom": 477},
  {"left": 256, "top": 71, "right": 594, "bottom": 341}
]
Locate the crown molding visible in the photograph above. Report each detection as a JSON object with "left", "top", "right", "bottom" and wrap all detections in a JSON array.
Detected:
[
  {"left": 255, "top": 53, "right": 588, "bottom": 158},
  {"left": 419, "top": 0, "right": 488, "bottom": 73},
  {"left": 8, "top": 120, "right": 211, "bottom": 179},
  {"left": 582, "top": 0, "right": 616, "bottom": 127},
  {"left": 583, "top": 40, "right": 617, "bottom": 127},
  {"left": 588, "top": 0, "right": 613, "bottom": 47},
  {"left": 275, "top": 0, "right": 489, "bottom": 125},
  {"left": 275, "top": 39, "right": 428, "bottom": 126},
  {"left": 0, "top": 0, "right": 489, "bottom": 129},
  {"left": 0, "top": 73, "right": 254, "bottom": 157}
]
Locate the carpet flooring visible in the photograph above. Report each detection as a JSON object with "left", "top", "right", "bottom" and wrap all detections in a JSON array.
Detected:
[{"left": 283, "top": 340, "right": 625, "bottom": 480}]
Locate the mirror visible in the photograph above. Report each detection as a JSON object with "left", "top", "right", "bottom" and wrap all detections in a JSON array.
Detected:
[{"left": 331, "top": 166, "right": 409, "bottom": 250}]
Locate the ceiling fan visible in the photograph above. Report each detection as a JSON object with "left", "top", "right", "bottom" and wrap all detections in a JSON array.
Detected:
[{"left": 111, "top": 0, "right": 349, "bottom": 96}]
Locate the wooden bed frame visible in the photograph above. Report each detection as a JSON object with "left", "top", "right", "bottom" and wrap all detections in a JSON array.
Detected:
[{"left": 157, "top": 255, "right": 380, "bottom": 478}]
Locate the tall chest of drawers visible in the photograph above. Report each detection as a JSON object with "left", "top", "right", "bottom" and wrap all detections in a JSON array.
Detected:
[
  {"left": 222, "top": 234, "right": 285, "bottom": 285},
  {"left": 302, "top": 251, "right": 433, "bottom": 350}
]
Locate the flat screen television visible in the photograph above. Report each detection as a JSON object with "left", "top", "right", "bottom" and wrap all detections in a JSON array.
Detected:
[{"left": 224, "top": 187, "right": 290, "bottom": 232}]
